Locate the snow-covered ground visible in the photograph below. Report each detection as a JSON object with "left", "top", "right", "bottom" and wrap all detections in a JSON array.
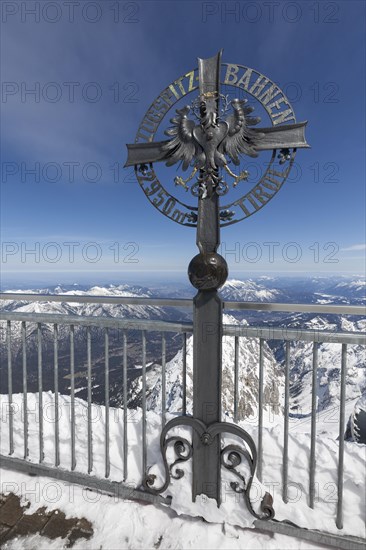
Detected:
[
  {"left": 1, "top": 392, "right": 365, "bottom": 549},
  {"left": 0, "top": 471, "right": 335, "bottom": 550}
]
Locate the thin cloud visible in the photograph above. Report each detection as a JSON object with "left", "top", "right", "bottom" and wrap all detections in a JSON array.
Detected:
[{"left": 341, "top": 244, "right": 366, "bottom": 252}]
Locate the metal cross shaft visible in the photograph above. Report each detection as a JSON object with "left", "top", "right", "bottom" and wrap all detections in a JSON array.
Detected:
[{"left": 187, "top": 51, "right": 226, "bottom": 505}]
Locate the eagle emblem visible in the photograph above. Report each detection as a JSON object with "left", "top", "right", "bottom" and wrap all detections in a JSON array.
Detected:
[{"left": 161, "top": 97, "right": 265, "bottom": 193}]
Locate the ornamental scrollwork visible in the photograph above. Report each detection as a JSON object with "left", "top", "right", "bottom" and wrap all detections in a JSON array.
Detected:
[{"left": 142, "top": 416, "right": 274, "bottom": 521}]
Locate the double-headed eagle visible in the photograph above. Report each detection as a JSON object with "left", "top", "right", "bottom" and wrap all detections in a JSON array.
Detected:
[
  {"left": 161, "top": 98, "right": 263, "bottom": 190},
  {"left": 125, "top": 87, "right": 308, "bottom": 194}
]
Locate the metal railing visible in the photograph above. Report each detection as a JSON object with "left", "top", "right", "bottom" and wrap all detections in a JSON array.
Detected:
[
  {"left": 0, "top": 299, "right": 192, "bottom": 505},
  {"left": 0, "top": 293, "right": 365, "bottom": 548},
  {"left": 223, "top": 323, "right": 365, "bottom": 527}
]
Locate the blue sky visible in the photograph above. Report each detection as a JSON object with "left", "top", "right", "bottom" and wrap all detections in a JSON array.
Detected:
[{"left": 1, "top": 0, "right": 365, "bottom": 285}]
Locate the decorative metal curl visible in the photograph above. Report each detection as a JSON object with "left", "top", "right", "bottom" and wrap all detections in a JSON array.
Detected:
[
  {"left": 142, "top": 416, "right": 275, "bottom": 522},
  {"left": 138, "top": 163, "right": 150, "bottom": 176},
  {"left": 221, "top": 444, "right": 274, "bottom": 520},
  {"left": 191, "top": 180, "right": 204, "bottom": 198},
  {"left": 215, "top": 178, "right": 229, "bottom": 196},
  {"left": 170, "top": 438, "right": 193, "bottom": 479},
  {"left": 220, "top": 210, "right": 235, "bottom": 222},
  {"left": 143, "top": 435, "right": 192, "bottom": 494},
  {"left": 190, "top": 171, "right": 226, "bottom": 199},
  {"left": 187, "top": 211, "right": 198, "bottom": 223},
  {"left": 278, "top": 148, "right": 291, "bottom": 165}
]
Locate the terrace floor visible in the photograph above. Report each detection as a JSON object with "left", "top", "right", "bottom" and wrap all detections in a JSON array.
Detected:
[{"left": 0, "top": 493, "right": 93, "bottom": 547}]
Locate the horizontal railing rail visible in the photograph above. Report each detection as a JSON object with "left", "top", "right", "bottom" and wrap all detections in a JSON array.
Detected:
[
  {"left": 1, "top": 292, "right": 365, "bottom": 316},
  {"left": 1, "top": 311, "right": 364, "bottom": 344},
  {"left": 0, "top": 293, "right": 193, "bottom": 308},
  {"left": 0, "top": 311, "right": 193, "bottom": 334},
  {"left": 223, "top": 300, "right": 366, "bottom": 316},
  {"left": 223, "top": 324, "right": 366, "bottom": 344}
]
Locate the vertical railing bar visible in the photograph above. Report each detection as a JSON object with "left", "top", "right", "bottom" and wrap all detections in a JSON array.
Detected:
[
  {"left": 123, "top": 330, "right": 128, "bottom": 481},
  {"left": 70, "top": 325, "right": 76, "bottom": 471},
  {"left": 105, "top": 327, "right": 110, "bottom": 478},
  {"left": 37, "top": 323, "right": 44, "bottom": 463},
  {"left": 182, "top": 332, "right": 187, "bottom": 416},
  {"left": 282, "top": 341, "right": 290, "bottom": 503},
  {"left": 336, "top": 343, "right": 347, "bottom": 530},
  {"left": 54, "top": 324, "right": 60, "bottom": 467},
  {"left": 22, "top": 321, "right": 28, "bottom": 459},
  {"left": 142, "top": 330, "right": 147, "bottom": 480},
  {"left": 87, "top": 327, "right": 92, "bottom": 474},
  {"left": 309, "top": 341, "right": 318, "bottom": 509},
  {"left": 257, "top": 338, "right": 264, "bottom": 483},
  {"left": 7, "top": 321, "right": 14, "bottom": 456},
  {"left": 234, "top": 336, "right": 239, "bottom": 423},
  {"left": 161, "top": 332, "right": 166, "bottom": 426}
]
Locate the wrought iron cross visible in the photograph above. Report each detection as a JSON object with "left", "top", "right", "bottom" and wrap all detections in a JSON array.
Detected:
[{"left": 126, "top": 50, "right": 309, "bottom": 518}]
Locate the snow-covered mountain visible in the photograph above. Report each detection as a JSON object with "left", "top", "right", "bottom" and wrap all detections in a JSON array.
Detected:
[
  {"left": 0, "top": 283, "right": 174, "bottom": 320},
  {"left": 333, "top": 279, "right": 366, "bottom": 299},
  {"left": 219, "top": 279, "right": 281, "bottom": 302},
  {"left": 263, "top": 314, "right": 366, "bottom": 416},
  {"left": 0, "top": 283, "right": 187, "bottom": 357},
  {"left": 130, "top": 314, "right": 284, "bottom": 420},
  {"left": 156, "top": 275, "right": 366, "bottom": 306}
]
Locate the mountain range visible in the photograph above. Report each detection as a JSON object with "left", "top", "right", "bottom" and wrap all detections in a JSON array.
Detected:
[{"left": 0, "top": 276, "right": 365, "bottom": 420}]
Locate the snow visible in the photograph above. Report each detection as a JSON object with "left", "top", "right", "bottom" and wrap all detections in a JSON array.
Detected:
[
  {"left": 0, "top": 471, "right": 330, "bottom": 550},
  {"left": 1, "top": 392, "right": 365, "bottom": 549},
  {"left": 288, "top": 338, "right": 366, "bottom": 414},
  {"left": 220, "top": 279, "right": 280, "bottom": 302},
  {"left": 336, "top": 280, "right": 366, "bottom": 290}
]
